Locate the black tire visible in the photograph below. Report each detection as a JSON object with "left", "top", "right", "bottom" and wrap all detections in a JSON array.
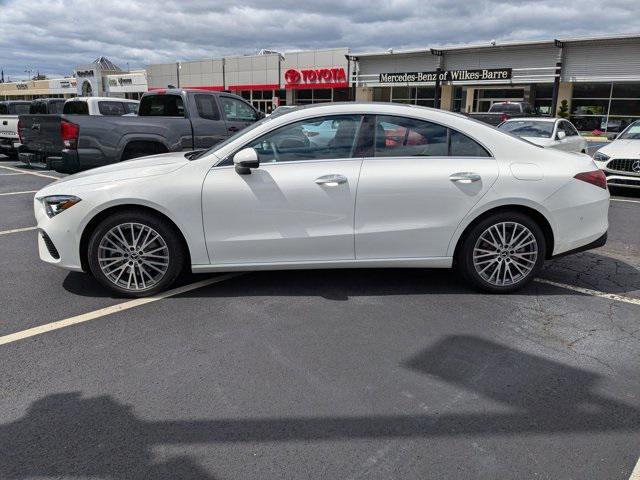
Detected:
[
  {"left": 456, "top": 211, "right": 546, "bottom": 293},
  {"left": 87, "top": 210, "right": 186, "bottom": 297}
]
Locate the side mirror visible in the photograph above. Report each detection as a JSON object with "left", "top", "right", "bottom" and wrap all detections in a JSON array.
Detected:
[
  {"left": 557, "top": 131, "right": 566, "bottom": 140},
  {"left": 233, "top": 147, "right": 259, "bottom": 175},
  {"left": 607, "top": 133, "right": 617, "bottom": 141}
]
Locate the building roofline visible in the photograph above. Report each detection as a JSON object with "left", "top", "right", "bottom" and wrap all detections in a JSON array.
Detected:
[{"left": 351, "top": 32, "right": 640, "bottom": 58}]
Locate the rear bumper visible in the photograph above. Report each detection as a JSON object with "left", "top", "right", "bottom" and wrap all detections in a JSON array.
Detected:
[{"left": 551, "top": 231, "right": 607, "bottom": 258}]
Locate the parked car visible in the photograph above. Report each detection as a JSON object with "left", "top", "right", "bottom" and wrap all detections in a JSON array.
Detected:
[
  {"left": 19, "top": 89, "right": 262, "bottom": 172},
  {"left": 498, "top": 118, "right": 588, "bottom": 153},
  {"left": 0, "top": 100, "right": 30, "bottom": 157},
  {"left": 62, "top": 97, "right": 139, "bottom": 116},
  {"left": 467, "top": 101, "right": 537, "bottom": 126},
  {"left": 18, "top": 97, "right": 141, "bottom": 168},
  {"left": 29, "top": 98, "right": 67, "bottom": 115},
  {"left": 593, "top": 119, "right": 640, "bottom": 189},
  {"left": 34, "top": 102, "right": 609, "bottom": 297}
]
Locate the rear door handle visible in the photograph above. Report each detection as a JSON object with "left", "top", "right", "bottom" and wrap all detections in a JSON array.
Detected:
[
  {"left": 315, "top": 174, "right": 347, "bottom": 186},
  {"left": 449, "top": 172, "right": 481, "bottom": 184}
]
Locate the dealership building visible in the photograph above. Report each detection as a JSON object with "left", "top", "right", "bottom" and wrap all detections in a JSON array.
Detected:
[
  {"left": 350, "top": 33, "right": 640, "bottom": 131},
  {"left": 1, "top": 34, "right": 639, "bottom": 131}
]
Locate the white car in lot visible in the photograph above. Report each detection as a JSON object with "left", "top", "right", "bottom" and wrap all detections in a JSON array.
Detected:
[
  {"left": 498, "top": 118, "right": 588, "bottom": 153},
  {"left": 34, "top": 103, "right": 609, "bottom": 296},
  {"left": 593, "top": 120, "right": 640, "bottom": 190}
]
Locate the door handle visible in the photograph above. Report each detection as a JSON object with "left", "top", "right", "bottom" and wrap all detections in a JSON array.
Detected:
[
  {"left": 449, "top": 172, "right": 481, "bottom": 184},
  {"left": 315, "top": 174, "right": 347, "bottom": 186},
  {"left": 228, "top": 126, "right": 239, "bottom": 132}
]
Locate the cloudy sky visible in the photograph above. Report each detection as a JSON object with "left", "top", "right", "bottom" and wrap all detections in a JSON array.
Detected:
[{"left": 0, "top": 0, "right": 637, "bottom": 80}]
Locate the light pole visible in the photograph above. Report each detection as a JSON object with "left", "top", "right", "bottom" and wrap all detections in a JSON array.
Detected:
[{"left": 24, "top": 67, "right": 33, "bottom": 81}]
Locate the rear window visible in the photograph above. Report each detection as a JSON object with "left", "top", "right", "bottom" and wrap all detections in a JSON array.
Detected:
[
  {"left": 9, "top": 103, "right": 30, "bottom": 115},
  {"left": 50, "top": 100, "right": 65, "bottom": 114},
  {"left": 98, "top": 101, "right": 126, "bottom": 116},
  {"left": 489, "top": 103, "right": 522, "bottom": 114},
  {"left": 125, "top": 102, "right": 139, "bottom": 114},
  {"left": 139, "top": 95, "right": 185, "bottom": 117},
  {"left": 63, "top": 101, "right": 89, "bottom": 115},
  {"left": 29, "top": 103, "right": 47, "bottom": 114}
]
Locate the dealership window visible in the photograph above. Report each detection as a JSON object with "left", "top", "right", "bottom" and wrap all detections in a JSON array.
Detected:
[
  {"left": 453, "top": 86, "right": 465, "bottom": 112},
  {"left": 570, "top": 82, "right": 640, "bottom": 132},
  {"left": 293, "top": 88, "right": 350, "bottom": 105},
  {"left": 474, "top": 88, "right": 525, "bottom": 112},
  {"left": 533, "top": 84, "right": 553, "bottom": 115}
]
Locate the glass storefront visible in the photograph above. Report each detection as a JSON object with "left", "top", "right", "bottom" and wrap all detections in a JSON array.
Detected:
[
  {"left": 293, "top": 88, "right": 349, "bottom": 105},
  {"left": 570, "top": 82, "right": 640, "bottom": 132},
  {"left": 238, "top": 89, "right": 286, "bottom": 114},
  {"left": 372, "top": 87, "right": 435, "bottom": 106}
]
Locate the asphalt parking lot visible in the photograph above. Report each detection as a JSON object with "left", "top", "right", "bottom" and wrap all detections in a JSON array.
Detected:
[{"left": 0, "top": 156, "right": 639, "bottom": 480}]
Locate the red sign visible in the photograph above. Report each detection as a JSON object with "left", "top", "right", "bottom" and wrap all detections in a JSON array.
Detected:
[{"left": 284, "top": 67, "right": 347, "bottom": 89}]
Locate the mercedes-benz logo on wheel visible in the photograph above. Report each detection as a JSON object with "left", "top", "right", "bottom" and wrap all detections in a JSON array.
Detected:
[{"left": 633, "top": 160, "right": 640, "bottom": 173}]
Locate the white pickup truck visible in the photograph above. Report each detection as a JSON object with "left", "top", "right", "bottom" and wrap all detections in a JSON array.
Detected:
[
  {"left": 0, "top": 101, "right": 30, "bottom": 157},
  {"left": 62, "top": 97, "right": 139, "bottom": 116}
]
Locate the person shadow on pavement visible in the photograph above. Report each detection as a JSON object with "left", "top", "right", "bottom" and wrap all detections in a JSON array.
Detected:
[{"left": 0, "top": 336, "right": 638, "bottom": 478}]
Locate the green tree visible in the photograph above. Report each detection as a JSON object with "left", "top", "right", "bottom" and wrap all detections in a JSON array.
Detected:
[{"left": 557, "top": 99, "right": 569, "bottom": 118}]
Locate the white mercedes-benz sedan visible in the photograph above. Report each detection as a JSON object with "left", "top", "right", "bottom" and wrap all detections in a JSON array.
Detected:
[
  {"left": 34, "top": 103, "right": 609, "bottom": 297},
  {"left": 593, "top": 120, "right": 640, "bottom": 190},
  {"left": 498, "top": 118, "right": 588, "bottom": 153}
]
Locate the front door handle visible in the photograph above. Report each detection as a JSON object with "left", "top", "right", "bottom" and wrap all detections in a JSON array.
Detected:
[
  {"left": 449, "top": 172, "right": 481, "bottom": 184},
  {"left": 228, "top": 126, "right": 239, "bottom": 132},
  {"left": 315, "top": 174, "right": 347, "bottom": 186}
]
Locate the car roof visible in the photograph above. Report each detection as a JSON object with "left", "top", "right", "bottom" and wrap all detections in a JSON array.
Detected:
[
  {"left": 67, "top": 97, "right": 139, "bottom": 102},
  {"left": 502, "top": 117, "right": 558, "bottom": 123}
]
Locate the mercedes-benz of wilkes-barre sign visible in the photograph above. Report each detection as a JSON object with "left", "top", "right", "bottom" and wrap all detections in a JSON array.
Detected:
[{"left": 379, "top": 68, "right": 512, "bottom": 83}]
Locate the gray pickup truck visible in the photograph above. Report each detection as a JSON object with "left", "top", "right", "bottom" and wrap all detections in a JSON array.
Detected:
[
  {"left": 466, "top": 101, "right": 537, "bottom": 126},
  {"left": 18, "top": 89, "right": 263, "bottom": 172}
]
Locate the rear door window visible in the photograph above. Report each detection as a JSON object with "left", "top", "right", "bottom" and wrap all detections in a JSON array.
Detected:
[
  {"left": 374, "top": 115, "right": 448, "bottom": 157},
  {"left": 195, "top": 94, "right": 220, "bottom": 120},
  {"left": 139, "top": 95, "right": 185, "bottom": 117},
  {"left": 63, "top": 101, "right": 89, "bottom": 115},
  {"left": 98, "top": 101, "right": 127, "bottom": 116}
]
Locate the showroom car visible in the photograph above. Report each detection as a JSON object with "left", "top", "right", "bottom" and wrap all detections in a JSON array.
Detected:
[
  {"left": 593, "top": 119, "right": 640, "bottom": 189},
  {"left": 498, "top": 118, "right": 588, "bottom": 153},
  {"left": 34, "top": 103, "right": 609, "bottom": 297}
]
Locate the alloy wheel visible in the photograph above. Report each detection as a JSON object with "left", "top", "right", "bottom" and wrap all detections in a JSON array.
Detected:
[
  {"left": 97, "top": 222, "right": 170, "bottom": 291},
  {"left": 472, "top": 221, "right": 538, "bottom": 287}
]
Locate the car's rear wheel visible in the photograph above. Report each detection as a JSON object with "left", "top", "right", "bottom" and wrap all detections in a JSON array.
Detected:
[
  {"left": 87, "top": 211, "right": 185, "bottom": 297},
  {"left": 457, "top": 212, "right": 546, "bottom": 293}
]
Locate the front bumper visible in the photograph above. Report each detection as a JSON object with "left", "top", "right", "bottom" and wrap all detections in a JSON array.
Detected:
[
  {"left": 34, "top": 196, "right": 86, "bottom": 272},
  {"left": 603, "top": 172, "right": 640, "bottom": 189}
]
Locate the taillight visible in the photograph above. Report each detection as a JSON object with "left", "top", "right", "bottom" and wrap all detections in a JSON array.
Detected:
[
  {"left": 60, "top": 120, "right": 79, "bottom": 149},
  {"left": 574, "top": 170, "right": 607, "bottom": 190},
  {"left": 17, "top": 118, "right": 23, "bottom": 144}
]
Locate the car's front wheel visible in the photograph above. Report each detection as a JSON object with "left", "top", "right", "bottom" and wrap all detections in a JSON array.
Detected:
[
  {"left": 457, "top": 212, "right": 546, "bottom": 293},
  {"left": 87, "top": 211, "right": 186, "bottom": 297}
]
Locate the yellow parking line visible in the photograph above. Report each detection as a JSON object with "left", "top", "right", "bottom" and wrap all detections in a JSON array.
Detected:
[
  {"left": 0, "top": 165, "right": 61, "bottom": 180},
  {"left": 0, "top": 226, "right": 37, "bottom": 236},
  {"left": 0, "top": 172, "right": 28, "bottom": 176},
  {"left": 535, "top": 278, "right": 640, "bottom": 306},
  {"left": 0, "top": 273, "right": 243, "bottom": 347},
  {"left": 0, "top": 190, "right": 37, "bottom": 196}
]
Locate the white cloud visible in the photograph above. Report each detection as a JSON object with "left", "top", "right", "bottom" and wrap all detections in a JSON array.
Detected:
[{"left": 0, "top": 0, "right": 636, "bottom": 79}]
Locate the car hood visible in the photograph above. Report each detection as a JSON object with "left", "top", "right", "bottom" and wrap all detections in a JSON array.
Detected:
[
  {"left": 597, "top": 139, "right": 640, "bottom": 158},
  {"left": 521, "top": 137, "right": 556, "bottom": 147},
  {"left": 46, "top": 152, "right": 189, "bottom": 188}
]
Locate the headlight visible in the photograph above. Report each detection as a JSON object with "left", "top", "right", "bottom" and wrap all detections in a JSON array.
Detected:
[
  {"left": 593, "top": 152, "right": 610, "bottom": 162},
  {"left": 40, "top": 195, "right": 81, "bottom": 218}
]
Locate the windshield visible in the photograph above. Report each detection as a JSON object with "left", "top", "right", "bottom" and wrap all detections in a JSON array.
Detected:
[
  {"left": 190, "top": 115, "right": 276, "bottom": 160},
  {"left": 498, "top": 121, "right": 554, "bottom": 138},
  {"left": 618, "top": 121, "right": 640, "bottom": 140}
]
